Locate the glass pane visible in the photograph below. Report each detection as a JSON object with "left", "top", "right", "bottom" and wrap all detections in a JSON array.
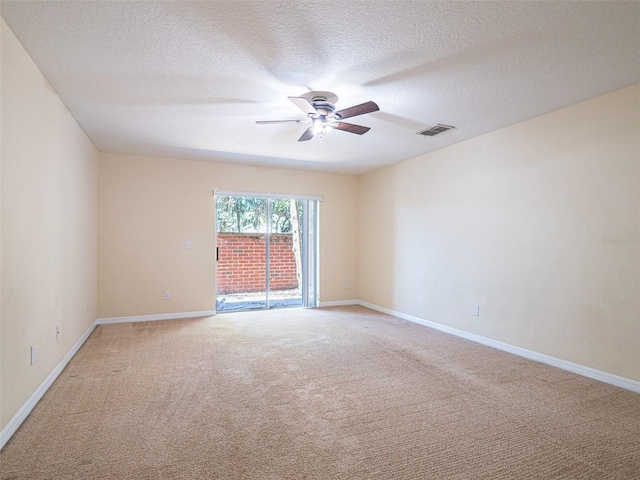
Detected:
[
  {"left": 216, "top": 196, "right": 267, "bottom": 311},
  {"left": 268, "top": 198, "right": 303, "bottom": 308},
  {"left": 305, "top": 201, "right": 319, "bottom": 307}
]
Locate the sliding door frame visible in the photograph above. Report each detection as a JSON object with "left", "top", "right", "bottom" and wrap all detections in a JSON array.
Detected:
[{"left": 214, "top": 189, "right": 321, "bottom": 310}]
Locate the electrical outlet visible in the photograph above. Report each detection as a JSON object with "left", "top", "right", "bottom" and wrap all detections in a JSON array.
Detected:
[
  {"left": 389, "top": 288, "right": 394, "bottom": 297},
  {"left": 31, "top": 345, "right": 37, "bottom": 365},
  {"left": 185, "top": 240, "right": 192, "bottom": 249},
  {"left": 344, "top": 281, "right": 350, "bottom": 289},
  {"left": 164, "top": 291, "right": 170, "bottom": 300},
  {"left": 56, "top": 326, "right": 61, "bottom": 341},
  {"left": 473, "top": 305, "right": 480, "bottom": 317}
]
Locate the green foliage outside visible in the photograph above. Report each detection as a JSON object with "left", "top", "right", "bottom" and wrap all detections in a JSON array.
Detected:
[{"left": 216, "top": 196, "right": 302, "bottom": 234}]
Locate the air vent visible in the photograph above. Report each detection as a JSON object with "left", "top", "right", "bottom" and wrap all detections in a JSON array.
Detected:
[{"left": 417, "top": 124, "right": 455, "bottom": 136}]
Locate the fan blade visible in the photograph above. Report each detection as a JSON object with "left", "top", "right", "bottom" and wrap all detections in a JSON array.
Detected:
[
  {"left": 331, "top": 122, "right": 371, "bottom": 135},
  {"left": 288, "top": 96, "right": 319, "bottom": 116},
  {"left": 334, "top": 101, "right": 379, "bottom": 120},
  {"left": 298, "top": 127, "right": 315, "bottom": 142},
  {"left": 256, "top": 119, "right": 304, "bottom": 124}
]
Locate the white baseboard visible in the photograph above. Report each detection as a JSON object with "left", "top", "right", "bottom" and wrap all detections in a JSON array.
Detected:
[
  {"left": 97, "top": 310, "right": 216, "bottom": 325},
  {"left": 0, "top": 320, "right": 99, "bottom": 451},
  {"left": 358, "top": 300, "right": 640, "bottom": 394},
  {"left": 318, "top": 300, "right": 359, "bottom": 307}
]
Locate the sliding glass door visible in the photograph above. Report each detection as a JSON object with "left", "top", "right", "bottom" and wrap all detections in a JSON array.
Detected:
[{"left": 215, "top": 191, "right": 319, "bottom": 312}]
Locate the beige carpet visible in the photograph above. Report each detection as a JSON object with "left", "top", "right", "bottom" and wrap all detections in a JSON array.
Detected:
[{"left": 1, "top": 306, "right": 639, "bottom": 479}]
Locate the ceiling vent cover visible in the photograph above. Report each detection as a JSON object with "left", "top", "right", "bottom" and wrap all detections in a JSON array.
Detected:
[{"left": 417, "top": 124, "right": 455, "bottom": 136}]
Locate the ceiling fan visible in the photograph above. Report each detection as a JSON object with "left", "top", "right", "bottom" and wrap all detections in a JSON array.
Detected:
[{"left": 256, "top": 91, "right": 379, "bottom": 142}]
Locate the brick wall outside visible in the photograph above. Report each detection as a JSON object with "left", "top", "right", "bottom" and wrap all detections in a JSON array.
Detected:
[{"left": 216, "top": 233, "right": 299, "bottom": 294}]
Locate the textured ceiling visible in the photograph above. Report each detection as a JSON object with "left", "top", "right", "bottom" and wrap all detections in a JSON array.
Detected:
[{"left": 2, "top": 1, "right": 639, "bottom": 175}]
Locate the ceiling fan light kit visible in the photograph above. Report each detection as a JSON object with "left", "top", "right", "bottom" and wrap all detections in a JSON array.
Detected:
[{"left": 256, "top": 91, "right": 379, "bottom": 142}]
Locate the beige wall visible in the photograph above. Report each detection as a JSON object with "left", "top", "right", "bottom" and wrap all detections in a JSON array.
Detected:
[
  {"left": 1, "top": 19, "right": 98, "bottom": 429},
  {"left": 98, "top": 153, "right": 359, "bottom": 318},
  {"left": 359, "top": 84, "right": 640, "bottom": 381}
]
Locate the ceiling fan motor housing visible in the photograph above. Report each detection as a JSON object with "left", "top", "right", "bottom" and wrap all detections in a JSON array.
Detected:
[{"left": 309, "top": 98, "right": 335, "bottom": 117}]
